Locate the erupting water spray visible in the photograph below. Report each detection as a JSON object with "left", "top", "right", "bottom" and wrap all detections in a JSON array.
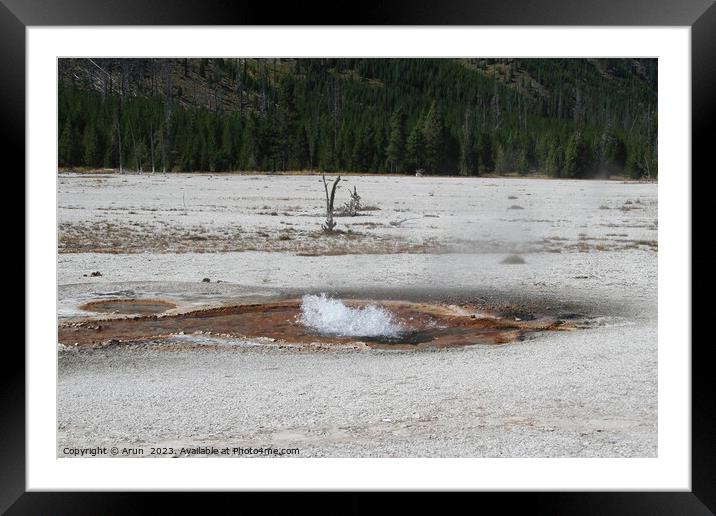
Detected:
[{"left": 299, "top": 294, "right": 404, "bottom": 338}]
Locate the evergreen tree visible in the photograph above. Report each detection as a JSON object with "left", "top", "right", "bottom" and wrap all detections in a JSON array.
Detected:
[
  {"left": 545, "top": 139, "right": 564, "bottom": 177},
  {"left": 57, "top": 58, "right": 657, "bottom": 178},
  {"left": 219, "top": 118, "right": 233, "bottom": 170},
  {"left": 82, "top": 123, "right": 100, "bottom": 167},
  {"left": 598, "top": 128, "right": 627, "bottom": 177},
  {"left": 494, "top": 142, "right": 513, "bottom": 173},
  {"left": 351, "top": 128, "right": 372, "bottom": 172},
  {"left": 59, "top": 119, "right": 76, "bottom": 167},
  {"left": 371, "top": 127, "right": 387, "bottom": 172},
  {"left": 476, "top": 133, "right": 494, "bottom": 172},
  {"left": 516, "top": 144, "right": 529, "bottom": 175},
  {"left": 385, "top": 111, "right": 406, "bottom": 173},
  {"left": 458, "top": 108, "right": 477, "bottom": 176},
  {"left": 563, "top": 130, "right": 592, "bottom": 178},
  {"left": 406, "top": 121, "right": 425, "bottom": 172},
  {"left": 240, "top": 116, "right": 259, "bottom": 170},
  {"left": 422, "top": 103, "right": 446, "bottom": 173}
]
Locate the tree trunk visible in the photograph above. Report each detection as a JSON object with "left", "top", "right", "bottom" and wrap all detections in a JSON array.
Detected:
[
  {"left": 322, "top": 175, "right": 341, "bottom": 232},
  {"left": 149, "top": 121, "right": 155, "bottom": 173}
]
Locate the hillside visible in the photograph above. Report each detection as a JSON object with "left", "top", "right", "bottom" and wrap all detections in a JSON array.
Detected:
[{"left": 58, "top": 58, "right": 657, "bottom": 178}]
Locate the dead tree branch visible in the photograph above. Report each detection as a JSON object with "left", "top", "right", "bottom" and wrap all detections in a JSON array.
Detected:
[
  {"left": 389, "top": 217, "right": 421, "bottom": 227},
  {"left": 322, "top": 175, "right": 341, "bottom": 232},
  {"left": 342, "top": 185, "right": 362, "bottom": 216}
]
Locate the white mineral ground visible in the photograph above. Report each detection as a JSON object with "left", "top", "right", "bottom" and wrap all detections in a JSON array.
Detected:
[{"left": 57, "top": 173, "right": 657, "bottom": 457}]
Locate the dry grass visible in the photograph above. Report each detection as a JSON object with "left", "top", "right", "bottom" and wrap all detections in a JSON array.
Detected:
[{"left": 58, "top": 221, "right": 446, "bottom": 256}]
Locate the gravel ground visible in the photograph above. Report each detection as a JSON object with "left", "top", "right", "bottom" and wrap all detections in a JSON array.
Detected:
[{"left": 57, "top": 173, "right": 657, "bottom": 457}]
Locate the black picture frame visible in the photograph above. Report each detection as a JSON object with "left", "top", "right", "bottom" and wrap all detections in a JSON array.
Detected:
[{"left": 8, "top": 0, "right": 710, "bottom": 512}]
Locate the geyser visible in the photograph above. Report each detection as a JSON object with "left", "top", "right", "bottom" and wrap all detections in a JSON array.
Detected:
[
  {"left": 60, "top": 297, "right": 579, "bottom": 350},
  {"left": 299, "top": 294, "right": 404, "bottom": 338}
]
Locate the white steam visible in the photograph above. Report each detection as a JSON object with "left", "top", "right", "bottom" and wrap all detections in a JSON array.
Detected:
[{"left": 299, "top": 294, "right": 403, "bottom": 338}]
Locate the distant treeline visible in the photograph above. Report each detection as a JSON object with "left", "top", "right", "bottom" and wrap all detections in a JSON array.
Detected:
[{"left": 58, "top": 58, "right": 657, "bottom": 178}]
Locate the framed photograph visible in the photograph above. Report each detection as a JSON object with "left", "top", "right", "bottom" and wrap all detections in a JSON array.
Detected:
[{"left": 11, "top": 0, "right": 710, "bottom": 511}]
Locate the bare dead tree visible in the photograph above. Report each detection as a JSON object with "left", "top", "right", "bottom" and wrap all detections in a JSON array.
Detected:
[
  {"left": 574, "top": 80, "right": 583, "bottom": 125},
  {"left": 342, "top": 185, "right": 361, "bottom": 216},
  {"left": 162, "top": 61, "right": 173, "bottom": 173},
  {"left": 115, "top": 111, "right": 123, "bottom": 174},
  {"left": 635, "top": 147, "right": 656, "bottom": 180},
  {"left": 321, "top": 175, "right": 341, "bottom": 232},
  {"left": 259, "top": 60, "right": 268, "bottom": 116},
  {"left": 235, "top": 58, "right": 243, "bottom": 116},
  {"left": 306, "top": 107, "right": 319, "bottom": 170},
  {"left": 491, "top": 78, "right": 501, "bottom": 130},
  {"left": 127, "top": 116, "right": 140, "bottom": 172},
  {"left": 389, "top": 217, "right": 420, "bottom": 227},
  {"left": 333, "top": 76, "right": 340, "bottom": 152},
  {"left": 149, "top": 119, "right": 156, "bottom": 173}
]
